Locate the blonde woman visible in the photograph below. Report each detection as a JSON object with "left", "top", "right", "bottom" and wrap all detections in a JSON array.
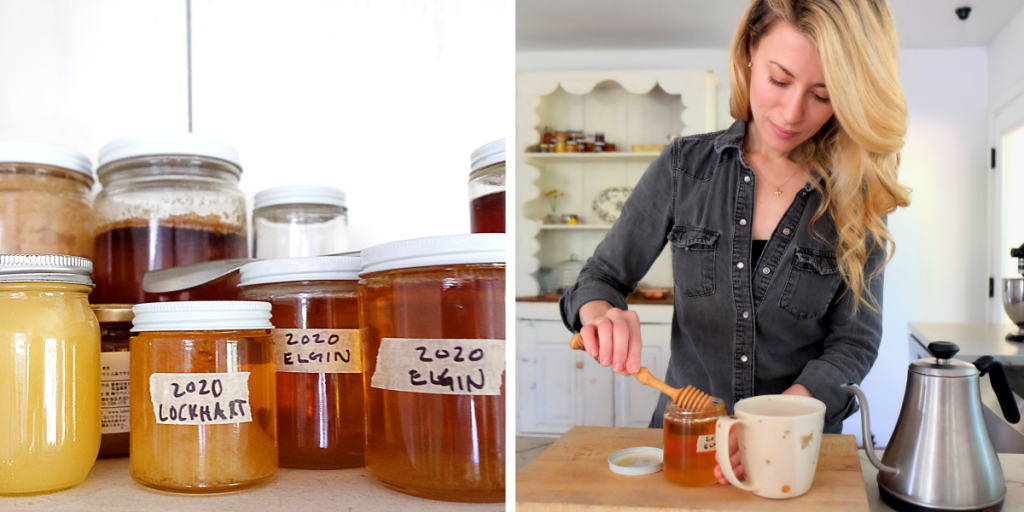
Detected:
[{"left": 559, "top": 0, "right": 910, "bottom": 485}]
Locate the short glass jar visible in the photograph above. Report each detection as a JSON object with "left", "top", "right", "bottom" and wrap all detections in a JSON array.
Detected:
[
  {"left": 252, "top": 185, "right": 349, "bottom": 259},
  {"left": 129, "top": 301, "right": 277, "bottom": 494},
  {"left": 663, "top": 397, "right": 727, "bottom": 487},
  {"left": 237, "top": 256, "right": 364, "bottom": 470},
  {"left": 92, "top": 134, "right": 248, "bottom": 304},
  {"left": 468, "top": 139, "right": 505, "bottom": 234},
  {"left": 0, "top": 142, "right": 95, "bottom": 258},
  {"left": 359, "top": 234, "right": 505, "bottom": 503},
  {"left": 0, "top": 255, "right": 100, "bottom": 496},
  {"left": 93, "top": 304, "right": 135, "bottom": 459}
]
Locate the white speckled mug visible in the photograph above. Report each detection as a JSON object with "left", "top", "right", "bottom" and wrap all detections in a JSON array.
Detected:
[{"left": 715, "top": 395, "right": 826, "bottom": 499}]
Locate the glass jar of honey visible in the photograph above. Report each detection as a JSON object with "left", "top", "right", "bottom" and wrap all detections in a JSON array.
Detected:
[
  {"left": 252, "top": 185, "right": 349, "bottom": 259},
  {"left": 92, "top": 304, "right": 135, "bottom": 458},
  {"left": 0, "top": 254, "right": 100, "bottom": 496},
  {"left": 237, "top": 256, "right": 364, "bottom": 470},
  {"left": 359, "top": 234, "right": 505, "bottom": 503},
  {"left": 469, "top": 139, "right": 505, "bottom": 234},
  {"left": 92, "top": 134, "right": 248, "bottom": 304},
  {"left": 129, "top": 301, "right": 277, "bottom": 494},
  {"left": 663, "top": 397, "right": 726, "bottom": 487},
  {"left": 0, "top": 142, "right": 95, "bottom": 258}
]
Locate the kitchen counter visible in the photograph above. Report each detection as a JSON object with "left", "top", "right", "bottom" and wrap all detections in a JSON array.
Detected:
[
  {"left": 517, "top": 435, "right": 1024, "bottom": 511},
  {"left": 1, "top": 459, "right": 505, "bottom": 511},
  {"left": 908, "top": 322, "right": 1022, "bottom": 363}
]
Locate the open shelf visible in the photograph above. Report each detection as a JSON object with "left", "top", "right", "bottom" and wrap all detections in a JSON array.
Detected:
[{"left": 522, "top": 152, "right": 660, "bottom": 165}]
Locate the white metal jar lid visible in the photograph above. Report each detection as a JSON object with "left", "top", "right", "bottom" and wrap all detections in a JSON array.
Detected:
[
  {"left": 607, "top": 447, "right": 664, "bottom": 476},
  {"left": 0, "top": 141, "right": 93, "bottom": 180},
  {"left": 239, "top": 256, "right": 361, "bottom": 286},
  {"left": 97, "top": 133, "right": 241, "bottom": 172},
  {"left": 0, "top": 254, "right": 93, "bottom": 286},
  {"left": 360, "top": 234, "right": 505, "bottom": 276},
  {"left": 471, "top": 138, "right": 505, "bottom": 173},
  {"left": 132, "top": 301, "right": 272, "bottom": 332},
  {"left": 253, "top": 185, "right": 347, "bottom": 210}
]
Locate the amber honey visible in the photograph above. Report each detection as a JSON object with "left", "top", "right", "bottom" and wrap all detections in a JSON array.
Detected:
[
  {"left": 360, "top": 260, "right": 505, "bottom": 503},
  {"left": 663, "top": 397, "right": 726, "bottom": 487}
]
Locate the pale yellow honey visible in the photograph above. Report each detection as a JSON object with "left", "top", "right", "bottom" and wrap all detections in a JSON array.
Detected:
[{"left": 0, "top": 283, "right": 100, "bottom": 495}]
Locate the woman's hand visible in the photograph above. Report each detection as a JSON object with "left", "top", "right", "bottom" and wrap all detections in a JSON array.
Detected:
[{"left": 578, "top": 300, "right": 642, "bottom": 376}]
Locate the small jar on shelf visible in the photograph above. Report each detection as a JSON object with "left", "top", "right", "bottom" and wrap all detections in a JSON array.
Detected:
[{"left": 554, "top": 130, "right": 569, "bottom": 153}]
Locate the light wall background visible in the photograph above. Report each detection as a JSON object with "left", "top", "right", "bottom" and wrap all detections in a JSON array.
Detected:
[{"left": 0, "top": 0, "right": 511, "bottom": 251}]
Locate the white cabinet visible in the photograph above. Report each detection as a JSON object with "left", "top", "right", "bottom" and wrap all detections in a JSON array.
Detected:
[{"left": 614, "top": 323, "right": 672, "bottom": 428}]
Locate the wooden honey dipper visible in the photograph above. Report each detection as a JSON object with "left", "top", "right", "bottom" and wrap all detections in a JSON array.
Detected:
[{"left": 570, "top": 332, "right": 712, "bottom": 410}]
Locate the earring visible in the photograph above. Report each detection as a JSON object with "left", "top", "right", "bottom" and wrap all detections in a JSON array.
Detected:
[{"left": 748, "top": 62, "right": 752, "bottom": 68}]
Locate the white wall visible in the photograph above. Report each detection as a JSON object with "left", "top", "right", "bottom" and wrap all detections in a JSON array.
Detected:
[
  {"left": 988, "top": 6, "right": 1024, "bottom": 113},
  {"left": 0, "top": 0, "right": 511, "bottom": 250},
  {"left": 517, "top": 47, "right": 992, "bottom": 446}
]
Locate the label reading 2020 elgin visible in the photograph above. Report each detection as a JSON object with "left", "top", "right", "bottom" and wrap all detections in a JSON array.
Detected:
[
  {"left": 273, "top": 329, "right": 361, "bottom": 373},
  {"left": 150, "top": 372, "right": 251, "bottom": 425},
  {"left": 370, "top": 338, "right": 505, "bottom": 396}
]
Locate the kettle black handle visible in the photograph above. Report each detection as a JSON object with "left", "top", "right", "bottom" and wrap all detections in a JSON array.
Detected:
[{"left": 973, "top": 355, "right": 1021, "bottom": 424}]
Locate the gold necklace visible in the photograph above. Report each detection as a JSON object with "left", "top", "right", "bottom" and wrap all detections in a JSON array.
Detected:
[{"left": 754, "top": 167, "right": 802, "bottom": 196}]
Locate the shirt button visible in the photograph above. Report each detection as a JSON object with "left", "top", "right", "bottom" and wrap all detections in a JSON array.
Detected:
[
  {"left": 736, "top": 262, "right": 745, "bottom": 269},
  {"left": 783, "top": 228, "right": 791, "bottom": 235},
  {"left": 739, "top": 219, "right": 747, "bottom": 226},
  {"left": 744, "top": 176, "right": 751, "bottom": 183},
  {"left": 742, "top": 311, "right": 749, "bottom": 319},
  {"left": 763, "top": 267, "right": 770, "bottom": 274},
  {"left": 740, "top": 355, "right": 749, "bottom": 363}
]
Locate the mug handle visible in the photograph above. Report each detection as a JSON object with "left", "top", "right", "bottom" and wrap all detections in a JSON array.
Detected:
[{"left": 715, "top": 416, "right": 757, "bottom": 492}]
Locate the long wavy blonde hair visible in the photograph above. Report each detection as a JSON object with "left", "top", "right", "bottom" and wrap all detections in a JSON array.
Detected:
[{"left": 729, "top": 0, "right": 911, "bottom": 313}]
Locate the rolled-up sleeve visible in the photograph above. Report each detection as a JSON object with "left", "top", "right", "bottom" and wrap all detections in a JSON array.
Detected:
[
  {"left": 793, "top": 240, "right": 886, "bottom": 425},
  {"left": 559, "top": 146, "right": 677, "bottom": 333}
]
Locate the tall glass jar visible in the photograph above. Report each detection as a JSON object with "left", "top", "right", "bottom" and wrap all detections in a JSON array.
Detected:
[
  {"left": 92, "top": 304, "right": 134, "bottom": 458},
  {"left": 469, "top": 139, "right": 505, "bottom": 234},
  {"left": 0, "top": 142, "right": 95, "bottom": 258},
  {"left": 237, "top": 256, "right": 363, "bottom": 469},
  {"left": 92, "top": 134, "right": 248, "bottom": 304},
  {"left": 252, "top": 185, "right": 349, "bottom": 259},
  {"left": 663, "top": 397, "right": 726, "bottom": 487},
  {"left": 359, "top": 234, "right": 505, "bottom": 503},
  {"left": 129, "top": 301, "right": 277, "bottom": 494},
  {"left": 0, "top": 254, "right": 100, "bottom": 496}
]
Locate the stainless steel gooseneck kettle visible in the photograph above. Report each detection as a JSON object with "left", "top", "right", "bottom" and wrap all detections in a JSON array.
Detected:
[{"left": 843, "top": 341, "right": 1020, "bottom": 512}]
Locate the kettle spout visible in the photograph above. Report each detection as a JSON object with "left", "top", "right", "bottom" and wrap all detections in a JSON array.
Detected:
[{"left": 842, "top": 383, "right": 898, "bottom": 475}]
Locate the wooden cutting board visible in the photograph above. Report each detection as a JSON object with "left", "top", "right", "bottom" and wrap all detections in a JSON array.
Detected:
[{"left": 517, "top": 426, "right": 869, "bottom": 512}]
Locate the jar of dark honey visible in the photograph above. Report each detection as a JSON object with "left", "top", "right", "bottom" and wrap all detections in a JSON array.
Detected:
[
  {"left": 359, "top": 234, "right": 505, "bottom": 503},
  {"left": 92, "top": 134, "right": 248, "bottom": 304},
  {"left": 237, "top": 256, "right": 364, "bottom": 470},
  {"left": 469, "top": 139, "right": 505, "bottom": 234},
  {"left": 92, "top": 304, "right": 135, "bottom": 458},
  {"left": 663, "top": 397, "right": 726, "bottom": 487}
]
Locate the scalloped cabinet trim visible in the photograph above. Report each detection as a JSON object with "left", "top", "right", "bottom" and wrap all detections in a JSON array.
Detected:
[{"left": 515, "top": 69, "right": 720, "bottom": 296}]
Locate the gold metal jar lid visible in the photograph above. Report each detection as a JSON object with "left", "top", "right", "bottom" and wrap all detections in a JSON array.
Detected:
[{"left": 91, "top": 304, "right": 135, "bottom": 323}]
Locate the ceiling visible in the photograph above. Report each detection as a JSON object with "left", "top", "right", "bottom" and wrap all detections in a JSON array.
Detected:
[{"left": 517, "top": 0, "right": 1024, "bottom": 50}]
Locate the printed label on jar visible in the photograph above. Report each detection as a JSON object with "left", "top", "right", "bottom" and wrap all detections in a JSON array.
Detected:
[
  {"left": 149, "top": 372, "right": 251, "bottom": 425},
  {"left": 696, "top": 434, "right": 716, "bottom": 453},
  {"left": 370, "top": 338, "right": 505, "bottom": 396},
  {"left": 273, "top": 329, "right": 361, "bottom": 374},
  {"left": 101, "top": 351, "right": 131, "bottom": 434}
]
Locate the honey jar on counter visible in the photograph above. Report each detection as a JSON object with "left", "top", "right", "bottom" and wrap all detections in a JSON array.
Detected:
[
  {"left": 237, "top": 256, "right": 364, "bottom": 470},
  {"left": 468, "top": 139, "right": 505, "bottom": 234},
  {"left": 129, "top": 301, "right": 277, "bottom": 493},
  {"left": 359, "top": 234, "right": 505, "bottom": 503},
  {"left": 663, "top": 397, "right": 726, "bottom": 487},
  {"left": 92, "top": 304, "right": 134, "bottom": 458}
]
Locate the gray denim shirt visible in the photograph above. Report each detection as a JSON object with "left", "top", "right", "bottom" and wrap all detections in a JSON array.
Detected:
[{"left": 560, "top": 119, "right": 884, "bottom": 428}]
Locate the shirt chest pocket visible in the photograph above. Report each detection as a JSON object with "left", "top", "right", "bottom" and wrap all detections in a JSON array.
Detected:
[
  {"left": 778, "top": 247, "right": 842, "bottom": 318},
  {"left": 668, "top": 226, "right": 719, "bottom": 297}
]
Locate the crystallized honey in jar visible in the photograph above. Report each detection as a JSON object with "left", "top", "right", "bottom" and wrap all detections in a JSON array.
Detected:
[
  {"left": 0, "top": 255, "right": 100, "bottom": 496},
  {"left": 663, "top": 397, "right": 726, "bottom": 487},
  {"left": 129, "top": 301, "right": 277, "bottom": 494},
  {"left": 359, "top": 234, "right": 505, "bottom": 503},
  {"left": 237, "top": 256, "right": 364, "bottom": 470}
]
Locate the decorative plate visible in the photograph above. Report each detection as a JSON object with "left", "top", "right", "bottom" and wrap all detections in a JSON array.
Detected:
[{"left": 592, "top": 187, "right": 632, "bottom": 224}]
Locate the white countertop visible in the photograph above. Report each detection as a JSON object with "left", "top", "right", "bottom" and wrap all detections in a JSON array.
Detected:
[
  {"left": 1, "top": 458, "right": 505, "bottom": 511},
  {"left": 517, "top": 436, "right": 1024, "bottom": 511},
  {"left": 908, "top": 322, "right": 1023, "bottom": 363}
]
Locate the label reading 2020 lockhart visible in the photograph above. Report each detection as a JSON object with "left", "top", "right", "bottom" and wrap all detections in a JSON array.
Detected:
[
  {"left": 370, "top": 338, "right": 505, "bottom": 396},
  {"left": 149, "top": 372, "right": 251, "bottom": 425},
  {"left": 273, "top": 329, "right": 361, "bottom": 373}
]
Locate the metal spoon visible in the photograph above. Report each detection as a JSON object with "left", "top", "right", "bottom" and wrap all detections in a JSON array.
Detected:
[{"left": 141, "top": 251, "right": 361, "bottom": 294}]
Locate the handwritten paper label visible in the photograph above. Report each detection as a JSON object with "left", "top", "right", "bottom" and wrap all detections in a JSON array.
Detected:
[
  {"left": 370, "top": 338, "right": 505, "bottom": 396},
  {"left": 100, "top": 351, "right": 131, "bottom": 434},
  {"left": 273, "top": 329, "right": 361, "bottom": 373},
  {"left": 149, "top": 372, "right": 251, "bottom": 425},
  {"left": 696, "top": 434, "right": 716, "bottom": 453}
]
